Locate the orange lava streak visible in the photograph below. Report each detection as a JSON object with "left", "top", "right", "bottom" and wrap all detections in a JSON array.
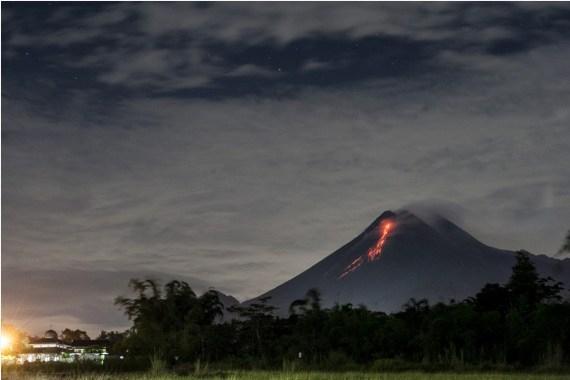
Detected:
[
  {"left": 367, "top": 222, "right": 392, "bottom": 261},
  {"left": 338, "top": 220, "right": 394, "bottom": 279},
  {"left": 338, "top": 256, "right": 364, "bottom": 279}
]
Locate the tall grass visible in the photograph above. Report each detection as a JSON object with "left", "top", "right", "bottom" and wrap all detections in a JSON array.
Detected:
[
  {"left": 149, "top": 352, "right": 167, "bottom": 375},
  {"left": 3, "top": 372, "right": 570, "bottom": 380}
]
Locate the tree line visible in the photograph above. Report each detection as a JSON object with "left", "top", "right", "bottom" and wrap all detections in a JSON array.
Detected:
[{"left": 110, "top": 251, "right": 569, "bottom": 370}]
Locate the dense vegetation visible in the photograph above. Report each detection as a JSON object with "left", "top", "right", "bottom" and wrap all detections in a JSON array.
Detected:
[
  {"left": 6, "top": 371, "right": 570, "bottom": 380},
  {"left": 108, "top": 251, "right": 569, "bottom": 371},
  {"left": 3, "top": 371, "right": 570, "bottom": 380}
]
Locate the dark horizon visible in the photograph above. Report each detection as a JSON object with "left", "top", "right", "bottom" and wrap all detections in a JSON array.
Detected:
[{"left": 2, "top": 2, "right": 570, "bottom": 336}]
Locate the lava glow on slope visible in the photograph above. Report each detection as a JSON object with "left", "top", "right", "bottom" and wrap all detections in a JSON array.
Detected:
[{"left": 338, "top": 220, "right": 394, "bottom": 279}]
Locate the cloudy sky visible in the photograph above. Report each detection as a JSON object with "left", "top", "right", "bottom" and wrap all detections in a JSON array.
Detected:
[{"left": 2, "top": 3, "right": 570, "bottom": 335}]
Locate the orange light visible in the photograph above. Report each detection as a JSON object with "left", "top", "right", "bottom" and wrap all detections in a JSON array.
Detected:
[
  {"left": 338, "top": 256, "right": 364, "bottom": 279},
  {"left": 0, "top": 333, "right": 12, "bottom": 351},
  {"left": 367, "top": 220, "right": 393, "bottom": 261},
  {"left": 338, "top": 220, "right": 395, "bottom": 279}
]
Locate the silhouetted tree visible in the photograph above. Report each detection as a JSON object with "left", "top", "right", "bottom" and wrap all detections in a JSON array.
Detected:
[
  {"left": 507, "top": 251, "right": 563, "bottom": 310},
  {"left": 115, "top": 279, "right": 222, "bottom": 363},
  {"left": 114, "top": 255, "right": 570, "bottom": 370},
  {"left": 97, "top": 330, "right": 128, "bottom": 355},
  {"left": 471, "top": 283, "right": 510, "bottom": 315},
  {"left": 60, "top": 329, "right": 90, "bottom": 343},
  {"left": 228, "top": 296, "right": 277, "bottom": 364},
  {"left": 288, "top": 289, "right": 327, "bottom": 363}
]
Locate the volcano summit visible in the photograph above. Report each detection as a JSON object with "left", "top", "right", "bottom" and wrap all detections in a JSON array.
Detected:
[{"left": 247, "top": 210, "right": 570, "bottom": 315}]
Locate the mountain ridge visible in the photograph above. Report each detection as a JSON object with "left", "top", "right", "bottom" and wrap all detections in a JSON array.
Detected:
[{"left": 243, "top": 209, "right": 569, "bottom": 315}]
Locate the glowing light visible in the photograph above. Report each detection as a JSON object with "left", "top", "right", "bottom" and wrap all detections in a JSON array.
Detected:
[
  {"left": 0, "top": 333, "right": 12, "bottom": 351},
  {"left": 338, "top": 220, "right": 395, "bottom": 279},
  {"left": 367, "top": 222, "right": 392, "bottom": 261},
  {"left": 338, "top": 256, "right": 364, "bottom": 279}
]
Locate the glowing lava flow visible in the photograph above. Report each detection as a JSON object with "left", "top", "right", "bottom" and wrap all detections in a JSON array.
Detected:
[
  {"left": 338, "top": 256, "right": 364, "bottom": 279},
  {"left": 367, "top": 221, "right": 393, "bottom": 261},
  {"left": 338, "top": 220, "right": 394, "bottom": 279}
]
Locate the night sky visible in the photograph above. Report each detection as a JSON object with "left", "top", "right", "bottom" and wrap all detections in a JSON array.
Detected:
[{"left": 2, "top": 3, "right": 570, "bottom": 335}]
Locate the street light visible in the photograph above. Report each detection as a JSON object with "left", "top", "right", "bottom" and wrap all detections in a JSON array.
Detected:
[{"left": 0, "top": 333, "right": 12, "bottom": 352}]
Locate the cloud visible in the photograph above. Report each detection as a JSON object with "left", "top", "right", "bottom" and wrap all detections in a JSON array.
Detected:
[
  {"left": 5, "top": 42, "right": 570, "bottom": 279},
  {"left": 225, "top": 64, "right": 281, "bottom": 78},
  {"left": 4, "top": 3, "right": 570, "bottom": 92},
  {"left": 7, "top": 3, "right": 566, "bottom": 47},
  {"left": 300, "top": 59, "right": 335, "bottom": 72},
  {"left": 2, "top": 3, "right": 570, "bottom": 333}
]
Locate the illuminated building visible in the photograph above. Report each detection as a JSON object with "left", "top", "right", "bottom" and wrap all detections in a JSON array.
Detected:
[{"left": 13, "top": 330, "right": 109, "bottom": 364}]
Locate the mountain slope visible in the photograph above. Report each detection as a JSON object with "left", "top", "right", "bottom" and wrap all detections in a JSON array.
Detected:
[{"left": 246, "top": 210, "right": 570, "bottom": 315}]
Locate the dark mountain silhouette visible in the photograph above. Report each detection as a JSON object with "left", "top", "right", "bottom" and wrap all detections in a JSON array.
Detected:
[
  {"left": 245, "top": 210, "right": 570, "bottom": 315},
  {"left": 213, "top": 290, "right": 240, "bottom": 309},
  {"left": 212, "top": 290, "right": 240, "bottom": 322}
]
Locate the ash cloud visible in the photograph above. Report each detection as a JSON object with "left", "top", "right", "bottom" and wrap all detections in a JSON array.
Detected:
[{"left": 400, "top": 200, "right": 467, "bottom": 228}]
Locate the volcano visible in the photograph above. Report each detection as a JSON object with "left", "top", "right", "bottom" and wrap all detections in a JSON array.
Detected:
[{"left": 246, "top": 210, "right": 570, "bottom": 315}]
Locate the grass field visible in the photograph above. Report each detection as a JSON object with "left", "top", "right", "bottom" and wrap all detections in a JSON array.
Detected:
[{"left": 2, "top": 372, "right": 570, "bottom": 380}]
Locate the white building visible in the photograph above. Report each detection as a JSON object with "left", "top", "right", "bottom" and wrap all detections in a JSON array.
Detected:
[{"left": 17, "top": 330, "right": 108, "bottom": 364}]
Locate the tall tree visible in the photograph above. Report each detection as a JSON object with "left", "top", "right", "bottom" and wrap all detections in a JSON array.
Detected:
[
  {"left": 60, "top": 329, "right": 90, "bottom": 343},
  {"left": 97, "top": 330, "right": 128, "bottom": 355},
  {"left": 507, "top": 251, "right": 563, "bottom": 309},
  {"left": 229, "top": 296, "right": 276, "bottom": 363},
  {"left": 115, "top": 278, "right": 222, "bottom": 363}
]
